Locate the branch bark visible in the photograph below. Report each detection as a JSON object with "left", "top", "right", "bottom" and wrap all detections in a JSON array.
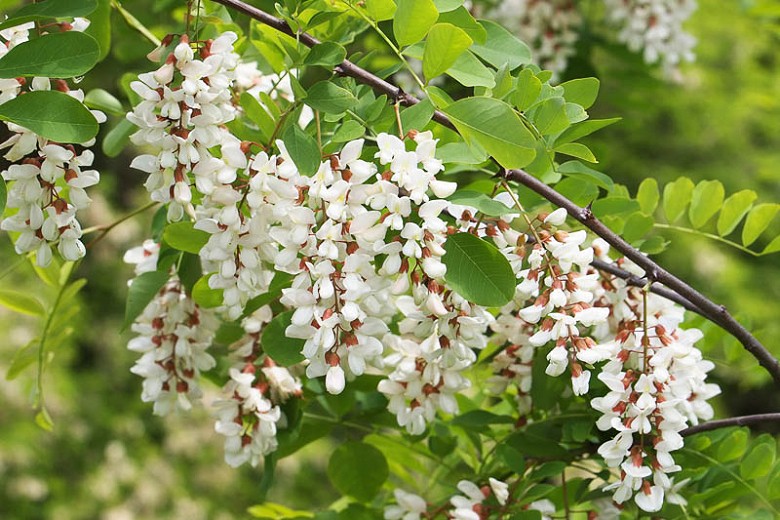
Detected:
[
  {"left": 210, "top": 0, "right": 780, "bottom": 386},
  {"left": 681, "top": 413, "right": 780, "bottom": 437}
]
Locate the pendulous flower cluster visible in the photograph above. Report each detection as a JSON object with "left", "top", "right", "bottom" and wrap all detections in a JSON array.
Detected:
[{"left": 0, "top": 20, "right": 104, "bottom": 267}]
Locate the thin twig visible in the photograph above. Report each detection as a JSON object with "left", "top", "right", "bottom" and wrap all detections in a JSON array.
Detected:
[
  {"left": 680, "top": 413, "right": 780, "bottom": 437},
  {"left": 209, "top": 0, "right": 780, "bottom": 386}
]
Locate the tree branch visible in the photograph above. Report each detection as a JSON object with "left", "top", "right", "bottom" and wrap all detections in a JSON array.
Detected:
[
  {"left": 210, "top": 0, "right": 780, "bottom": 386},
  {"left": 681, "top": 413, "right": 780, "bottom": 437}
]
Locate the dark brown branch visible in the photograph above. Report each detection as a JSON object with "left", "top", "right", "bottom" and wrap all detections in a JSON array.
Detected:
[
  {"left": 681, "top": 413, "right": 780, "bottom": 437},
  {"left": 591, "top": 259, "right": 703, "bottom": 315},
  {"left": 210, "top": 0, "right": 780, "bottom": 386}
]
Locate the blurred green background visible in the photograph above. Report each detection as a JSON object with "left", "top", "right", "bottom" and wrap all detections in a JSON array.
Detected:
[{"left": 0, "top": 0, "right": 778, "bottom": 517}]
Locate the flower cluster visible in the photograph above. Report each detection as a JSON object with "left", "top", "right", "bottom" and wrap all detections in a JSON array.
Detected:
[
  {"left": 602, "top": 0, "right": 698, "bottom": 72},
  {"left": 125, "top": 242, "right": 219, "bottom": 416},
  {"left": 487, "top": 0, "right": 582, "bottom": 79},
  {"left": 0, "top": 20, "right": 104, "bottom": 266},
  {"left": 384, "top": 478, "right": 510, "bottom": 520}
]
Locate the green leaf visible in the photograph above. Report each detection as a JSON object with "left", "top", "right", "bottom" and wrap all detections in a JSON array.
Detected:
[
  {"left": 717, "top": 189, "right": 757, "bottom": 236},
  {"left": 557, "top": 161, "right": 613, "bottom": 190},
  {"left": 437, "top": 141, "right": 487, "bottom": 164},
  {"left": 399, "top": 98, "right": 435, "bottom": 133},
  {"left": 332, "top": 120, "right": 365, "bottom": 142},
  {"left": 497, "top": 444, "right": 526, "bottom": 474},
  {"left": 192, "top": 275, "right": 223, "bottom": 309},
  {"left": 452, "top": 410, "right": 515, "bottom": 428},
  {"left": 0, "top": 0, "right": 98, "bottom": 31},
  {"left": 470, "top": 20, "right": 531, "bottom": 69},
  {"left": 6, "top": 340, "right": 38, "bottom": 381},
  {"left": 304, "top": 42, "right": 347, "bottom": 68},
  {"left": 0, "top": 31, "right": 99, "bottom": 78},
  {"left": 248, "top": 502, "right": 314, "bottom": 519},
  {"left": 84, "top": 88, "right": 124, "bottom": 116},
  {"left": 423, "top": 23, "right": 472, "bottom": 81},
  {"left": 304, "top": 81, "right": 357, "bottom": 114},
  {"left": 283, "top": 125, "right": 321, "bottom": 176},
  {"left": 445, "top": 50, "right": 495, "bottom": 88},
  {"left": 559, "top": 77, "right": 600, "bottom": 109},
  {"left": 555, "top": 142, "right": 597, "bottom": 163},
  {"left": 443, "top": 97, "right": 536, "bottom": 169},
  {"left": 102, "top": 118, "right": 136, "bottom": 157},
  {"left": 636, "top": 178, "right": 659, "bottom": 215},
  {"left": 327, "top": 441, "right": 389, "bottom": 501},
  {"left": 364, "top": 0, "right": 396, "bottom": 21},
  {"left": 514, "top": 68, "right": 542, "bottom": 111},
  {"left": 437, "top": 6, "right": 486, "bottom": 43},
  {"left": 740, "top": 438, "right": 776, "bottom": 480},
  {"left": 533, "top": 97, "right": 569, "bottom": 135},
  {"left": 163, "top": 221, "right": 210, "bottom": 255},
  {"left": 554, "top": 178, "right": 598, "bottom": 207},
  {"left": 123, "top": 271, "right": 169, "bottom": 328},
  {"left": 662, "top": 176, "right": 695, "bottom": 224},
  {"left": 716, "top": 428, "right": 749, "bottom": 462},
  {"left": 262, "top": 311, "right": 306, "bottom": 367},
  {"left": 35, "top": 407, "right": 54, "bottom": 432},
  {"left": 442, "top": 232, "right": 515, "bottom": 307},
  {"left": 433, "top": 0, "right": 463, "bottom": 11},
  {"left": 240, "top": 92, "right": 276, "bottom": 142},
  {"left": 393, "top": 0, "right": 438, "bottom": 47},
  {"left": 742, "top": 203, "right": 779, "bottom": 247},
  {"left": 84, "top": 0, "right": 111, "bottom": 61},
  {"left": 448, "top": 190, "right": 518, "bottom": 216},
  {"left": 555, "top": 118, "right": 620, "bottom": 146},
  {"left": 688, "top": 180, "right": 725, "bottom": 229},
  {"left": 0, "top": 90, "right": 98, "bottom": 143},
  {"left": 622, "top": 212, "right": 654, "bottom": 242},
  {"left": 592, "top": 197, "right": 640, "bottom": 217},
  {"left": 763, "top": 235, "right": 780, "bottom": 255},
  {"left": 0, "top": 290, "right": 45, "bottom": 316}
]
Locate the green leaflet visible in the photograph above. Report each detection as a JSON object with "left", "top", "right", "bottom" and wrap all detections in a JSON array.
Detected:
[
  {"left": 0, "top": 31, "right": 100, "bottom": 78},
  {"left": 0, "top": 90, "right": 98, "bottom": 143},
  {"left": 442, "top": 232, "right": 515, "bottom": 307}
]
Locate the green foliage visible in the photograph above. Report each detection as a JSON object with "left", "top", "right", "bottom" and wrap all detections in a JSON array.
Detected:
[
  {"left": 0, "top": 91, "right": 98, "bottom": 143},
  {"left": 0, "top": 31, "right": 100, "bottom": 78},
  {"left": 0, "top": 0, "right": 97, "bottom": 30},
  {"left": 304, "top": 81, "right": 357, "bottom": 114},
  {"left": 327, "top": 441, "right": 389, "bottom": 501},
  {"left": 123, "top": 270, "right": 169, "bottom": 328},
  {"left": 393, "top": 0, "right": 438, "bottom": 47},
  {"left": 163, "top": 222, "right": 210, "bottom": 255},
  {"left": 261, "top": 311, "right": 306, "bottom": 367},
  {"left": 283, "top": 125, "right": 321, "bottom": 176},
  {"left": 442, "top": 232, "right": 515, "bottom": 307},
  {"left": 422, "top": 23, "right": 472, "bottom": 81}
]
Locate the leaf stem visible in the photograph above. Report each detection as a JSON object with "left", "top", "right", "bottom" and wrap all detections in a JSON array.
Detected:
[{"left": 653, "top": 223, "right": 760, "bottom": 256}]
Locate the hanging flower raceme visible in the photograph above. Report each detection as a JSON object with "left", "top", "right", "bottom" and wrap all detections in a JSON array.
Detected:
[
  {"left": 0, "top": 20, "right": 105, "bottom": 267},
  {"left": 602, "top": 0, "right": 698, "bottom": 73}
]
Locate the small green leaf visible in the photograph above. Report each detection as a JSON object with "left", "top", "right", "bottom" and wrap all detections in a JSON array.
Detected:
[
  {"left": 248, "top": 502, "right": 314, "bottom": 519},
  {"left": 423, "top": 23, "right": 472, "bottom": 81},
  {"left": 636, "top": 178, "right": 659, "bottom": 215},
  {"left": 262, "top": 311, "right": 306, "bottom": 367},
  {"left": 35, "top": 407, "right": 54, "bottom": 432},
  {"left": 445, "top": 50, "right": 495, "bottom": 88},
  {"left": 533, "top": 97, "right": 569, "bottom": 135},
  {"left": 560, "top": 77, "right": 600, "bottom": 109},
  {"left": 102, "top": 118, "right": 136, "bottom": 157},
  {"left": 437, "top": 141, "right": 487, "bottom": 164},
  {"left": 393, "top": 0, "right": 438, "bottom": 47},
  {"left": 471, "top": 20, "right": 531, "bottom": 69},
  {"left": 437, "top": 6, "right": 486, "bottom": 43},
  {"left": 0, "top": 31, "right": 99, "bottom": 78},
  {"left": 762, "top": 235, "right": 780, "bottom": 255},
  {"left": 433, "top": 0, "right": 463, "bottom": 11},
  {"left": 557, "top": 161, "right": 613, "bottom": 190},
  {"left": 84, "top": 0, "right": 111, "bottom": 61},
  {"left": 662, "top": 177, "right": 695, "bottom": 224},
  {"left": 240, "top": 92, "right": 276, "bottom": 142},
  {"left": 6, "top": 340, "right": 38, "bottom": 380},
  {"left": 443, "top": 232, "right": 515, "bottom": 307},
  {"left": 592, "top": 197, "right": 640, "bottom": 217},
  {"left": 740, "top": 439, "right": 776, "bottom": 480},
  {"left": 0, "top": 0, "right": 98, "bottom": 31},
  {"left": 84, "top": 88, "right": 124, "bottom": 116},
  {"left": 554, "top": 178, "right": 598, "bottom": 207},
  {"left": 304, "top": 81, "right": 357, "bottom": 114},
  {"left": 399, "top": 98, "right": 435, "bottom": 134},
  {"left": 364, "top": 0, "right": 396, "bottom": 21},
  {"left": 555, "top": 142, "right": 597, "bottom": 163},
  {"left": 742, "top": 203, "right": 779, "bottom": 247},
  {"left": 283, "top": 125, "right": 321, "bottom": 176},
  {"left": 0, "top": 90, "right": 98, "bottom": 143},
  {"left": 163, "top": 221, "right": 210, "bottom": 255},
  {"left": 123, "top": 271, "right": 170, "bottom": 328},
  {"left": 622, "top": 212, "right": 654, "bottom": 242},
  {"left": 0, "top": 290, "right": 45, "bottom": 316},
  {"left": 443, "top": 97, "right": 536, "bottom": 169},
  {"left": 304, "top": 42, "right": 347, "bottom": 68},
  {"left": 555, "top": 118, "right": 620, "bottom": 146},
  {"left": 689, "top": 180, "right": 725, "bottom": 229},
  {"left": 514, "top": 68, "right": 541, "bottom": 111},
  {"left": 717, "top": 189, "right": 757, "bottom": 236},
  {"left": 327, "top": 441, "right": 389, "bottom": 501},
  {"left": 192, "top": 275, "right": 223, "bottom": 309},
  {"left": 716, "top": 428, "right": 749, "bottom": 462},
  {"left": 331, "top": 120, "right": 365, "bottom": 142},
  {"left": 448, "top": 190, "right": 518, "bottom": 216}
]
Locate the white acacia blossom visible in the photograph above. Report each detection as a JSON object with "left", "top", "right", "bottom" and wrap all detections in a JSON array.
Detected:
[{"left": 0, "top": 20, "right": 104, "bottom": 266}]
